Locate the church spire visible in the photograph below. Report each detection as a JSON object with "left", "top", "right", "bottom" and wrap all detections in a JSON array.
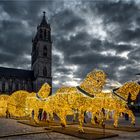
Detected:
[
  {"left": 33, "top": 11, "right": 51, "bottom": 42},
  {"left": 40, "top": 11, "right": 48, "bottom": 27}
]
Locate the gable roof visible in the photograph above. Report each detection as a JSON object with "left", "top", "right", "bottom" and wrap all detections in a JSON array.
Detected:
[{"left": 0, "top": 67, "right": 34, "bottom": 79}]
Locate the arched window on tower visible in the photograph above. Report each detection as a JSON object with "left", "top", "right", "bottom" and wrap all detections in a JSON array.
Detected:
[
  {"left": 43, "top": 45, "right": 47, "bottom": 56},
  {"left": 9, "top": 79, "right": 12, "bottom": 92},
  {"left": 43, "top": 67, "right": 47, "bottom": 77},
  {"left": 39, "top": 29, "right": 43, "bottom": 39},
  {"left": 44, "top": 29, "right": 46, "bottom": 40},
  {"left": 48, "top": 31, "right": 51, "bottom": 41},
  {"left": 16, "top": 82, "right": 19, "bottom": 90}
]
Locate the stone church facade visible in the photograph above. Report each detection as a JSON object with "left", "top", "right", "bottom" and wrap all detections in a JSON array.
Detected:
[{"left": 0, "top": 12, "right": 52, "bottom": 95}]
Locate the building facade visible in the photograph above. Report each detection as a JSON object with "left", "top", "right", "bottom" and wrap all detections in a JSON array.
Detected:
[{"left": 0, "top": 12, "right": 52, "bottom": 95}]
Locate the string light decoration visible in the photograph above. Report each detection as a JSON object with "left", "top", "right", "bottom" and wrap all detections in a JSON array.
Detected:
[
  {"left": 92, "top": 91, "right": 137, "bottom": 128},
  {"left": 37, "top": 83, "right": 51, "bottom": 99},
  {"left": 79, "top": 70, "right": 107, "bottom": 95},
  {"left": 25, "top": 83, "right": 51, "bottom": 119},
  {"left": 0, "top": 95, "right": 9, "bottom": 116},
  {"left": 113, "top": 82, "right": 140, "bottom": 101},
  {"left": 0, "top": 69, "right": 139, "bottom": 133},
  {"left": 8, "top": 90, "right": 30, "bottom": 117},
  {"left": 27, "top": 70, "right": 139, "bottom": 132},
  {"left": 0, "top": 83, "right": 51, "bottom": 117}
]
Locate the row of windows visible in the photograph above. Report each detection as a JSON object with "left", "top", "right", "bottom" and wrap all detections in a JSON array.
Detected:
[{"left": 0, "top": 82, "right": 33, "bottom": 93}]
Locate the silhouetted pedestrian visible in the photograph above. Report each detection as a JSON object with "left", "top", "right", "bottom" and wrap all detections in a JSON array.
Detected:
[
  {"left": 84, "top": 111, "right": 87, "bottom": 123},
  {"left": 124, "top": 113, "right": 129, "bottom": 121},
  {"left": 42, "top": 111, "right": 47, "bottom": 121},
  {"left": 6, "top": 109, "right": 10, "bottom": 118},
  {"left": 31, "top": 110, "right": 34, "bottom": 120},
  {"left": 38, "top": 109, "right": 42, "bottom": 121}
]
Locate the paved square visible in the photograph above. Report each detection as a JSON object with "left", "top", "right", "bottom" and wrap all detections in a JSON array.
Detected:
[{"left": 0, "top": 117, "right": 140, "bottom": 139}]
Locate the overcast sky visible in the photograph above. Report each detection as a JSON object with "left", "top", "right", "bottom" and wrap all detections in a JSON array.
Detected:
[{"left": 0, "top": 0, "right": 140, "bottom": 91}]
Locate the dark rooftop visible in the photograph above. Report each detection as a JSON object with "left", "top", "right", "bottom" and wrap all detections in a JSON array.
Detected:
[{"left": 0, "top": 67, "right": 34, "bottom": 79}]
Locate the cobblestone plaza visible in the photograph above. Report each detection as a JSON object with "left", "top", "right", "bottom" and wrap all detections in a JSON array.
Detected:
[{"left": 0, "top": 117, "right": 140, "bottom": 140}]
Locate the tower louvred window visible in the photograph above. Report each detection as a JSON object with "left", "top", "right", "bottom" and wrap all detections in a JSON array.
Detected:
[
  {"left": 39, "top": 29, "right": 43, "bottom": 39},
  {"left": 43, "top": 46, "right": 47, "bottom": 56},
  {"left": 44, "top": 30, "right": 46, "bottom": 39},
  {"left": 43, "top": 67, "right": 47, "bottom": 76}
]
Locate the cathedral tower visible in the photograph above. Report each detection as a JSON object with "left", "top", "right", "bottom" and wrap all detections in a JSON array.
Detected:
[{"left": 31, "top": 12, "right": 52, "bottom": 93}]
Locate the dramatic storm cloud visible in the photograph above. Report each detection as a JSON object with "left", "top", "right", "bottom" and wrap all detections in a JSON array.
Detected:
[{"left": 0, "top": 0, "right": 140, "bottom": 91}]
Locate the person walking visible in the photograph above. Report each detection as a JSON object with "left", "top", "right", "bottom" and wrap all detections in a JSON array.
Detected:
[
  {"left": 38, "top": 109, "right": 42, "bottom": 121},
  {"left": 31, "top": 110, "right": 34, "bottom": 120},
  {"left": 42, "top": 111, "right": 47, "bottom": 121},
  {"left": 6, "top": 109, "right": 10, "bottom": 118}
]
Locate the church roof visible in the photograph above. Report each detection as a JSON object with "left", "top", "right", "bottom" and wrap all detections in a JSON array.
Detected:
[{"left": 0, "top": 67, "right": 34, "bottom": 79}]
